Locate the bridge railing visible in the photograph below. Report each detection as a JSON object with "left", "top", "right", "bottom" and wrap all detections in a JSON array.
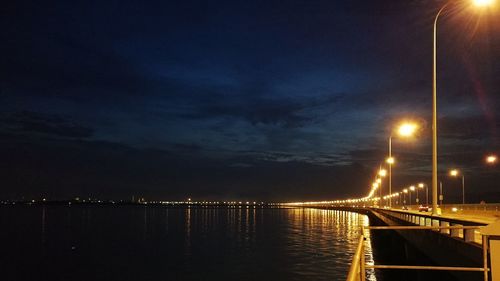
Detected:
[
  {"left": 397, "top": 203, "right": 500, "bottom": 214},
  {"left": 374, "top": 208, "right": 488, "bottom": 244},
  {"left": 346, "top": 225, "right": 491, "bottom": 281},
  {"left": 346, "top": 233, "right": 365, "bottom": 281}
]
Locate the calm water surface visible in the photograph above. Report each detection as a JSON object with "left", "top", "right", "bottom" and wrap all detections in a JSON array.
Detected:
[{"left": 0, "top": 206, "right": 376, "bottom": 281}]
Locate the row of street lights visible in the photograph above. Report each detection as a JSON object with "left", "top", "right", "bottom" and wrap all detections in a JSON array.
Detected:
[
  {"left": 356, "top": 0, "right": 497, "bottom": 211},
  {"left": 385, "top": 155, "right": 496, "bottom": 207},
  {"left": 371, "top": 118, "right": 497, "bottom": 206},
  {"left": 431, "top": 0, "right": 496, "bottom": 214},
  {"left": 380, "top": 0, "right": 496, "bottom": 214}
]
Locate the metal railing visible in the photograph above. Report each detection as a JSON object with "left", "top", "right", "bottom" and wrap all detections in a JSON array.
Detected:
[
  {"left": 346, "top": 225, "right": 490, "bottom": 281},
  {"left": 346, "top": 235, "right": 366, "bottom": 281},
  {"left": 375, "top": 208, "right": 487, "bottom": 244},
  {"left": 397, "top": 203, "right": 500, "bottom": 215}
]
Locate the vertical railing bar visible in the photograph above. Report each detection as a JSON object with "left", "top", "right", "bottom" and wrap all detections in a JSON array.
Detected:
[
  {"left": 483, "top": 235, "right": 488, "bottom": 281},
  {"left": 361, "top": 235, "right": 366, "bottom": 281},
  {"left": 346, "top": 218, "right": 493, "bottom": 281},
  {"left": 360, "top": 225, "right": 365, "bottom": 281}
]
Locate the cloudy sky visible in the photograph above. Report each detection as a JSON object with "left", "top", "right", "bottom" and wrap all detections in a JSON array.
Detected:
[{"left": 2, "top": 0, "right": 499, "bottom": 202}]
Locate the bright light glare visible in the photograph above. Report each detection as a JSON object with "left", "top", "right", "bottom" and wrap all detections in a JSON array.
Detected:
[
  {"left": 418, "top": 183, "right": 425, "bottom": 188},
  {"left": 379, "top": 169, "right": 387, "bottom": 177},
  {"left": 474, "top": 0, "right": 494, "bottom": 7},
  {"left": 409, "top": 186, "right": 415, "bottom": 191},
  {"left": 397, "top": 123, "right": 418, "bottom": 137},
  {"left": 386, "top": 157, "right": 395, "bottom": 165},
  {"left": 449, "top": 169, "right": 459, "bottom": 177},
  {"left": 486, "top": 155, "right": 497, "bottom": 164}
]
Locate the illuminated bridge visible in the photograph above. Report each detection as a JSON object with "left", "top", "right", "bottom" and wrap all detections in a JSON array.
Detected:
[{"left": 282, "top": 201, "right": 500, "bottom": 281}]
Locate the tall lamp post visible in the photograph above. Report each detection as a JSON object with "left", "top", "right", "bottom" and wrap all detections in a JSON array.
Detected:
[
  {"left": 418, "top": 183, "right": 429, "bottom": 205},
  {"left": 450, "top": 169, "right": 465, "bottom": 204},
  {"left": 376, "top": 178, "right": 382, "bottom": 204},
  {"left": 378, "top": 168, "right": 387, "bottom": 205},
  {"left": 409, "top": 185, "right": 415, "bottom": 206},
  {"left": 413, "top": 185, "right": 420, "bottom": 204},
  {"left": 388, "top": 122, "right": 418, "bottom": 208},
  {"left": 431, "top": 0, "right": 495, "bottom": 215},
  {"left": 403, "top": 188, "right": 408, "bottom": 206}
]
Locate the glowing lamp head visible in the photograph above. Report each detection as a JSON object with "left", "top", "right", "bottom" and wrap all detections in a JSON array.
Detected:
[
  {"left": 386, "top": 157, "right": 395, "bottom": 165},
  {"left": 409, "top": 186, "right": 415, "bottom": 191},
  {"left": 418, "top": 183, "right": 424, "bottom": 188},
  {"left": 486, "top": 155, "right": 497, "bottom": 164},
  {"left": 474, "top": 0, "right": 494, "bottom": 7},
  {"left": 403, "top": 189, "right": 408, "bottom": 193},
  {"left": 397, "top": 122, "right": 418, "bottom": 137},
  {"left": 376, "top": 178, "right": 382, "bottom": 184},
  {"left": 449, "top": 169, "right": 459, "bottom": 177},
  {"left": 379, "top": 169, "right": 387, "bottom": 177}
]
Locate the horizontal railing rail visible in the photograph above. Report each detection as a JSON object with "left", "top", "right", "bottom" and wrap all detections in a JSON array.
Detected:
[
  {"left": 346, "top": 225, "right": 490, "bottom": 281},
  {"left": 346, "top": 234, "right": 365, "bottom": 281},
  {"left": 374, "top": 208, "right": 488, "bottom": 244},
  {"left": 365, "top": 265, "right": 486, "bottom": 271}
]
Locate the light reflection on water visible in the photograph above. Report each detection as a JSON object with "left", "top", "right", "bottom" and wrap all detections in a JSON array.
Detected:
[
  {"left": 284, "top": 208, "right": 376, "bottom": 281},
  {"left": 0, "top": 206, "right": 376, "bottom": 281}
]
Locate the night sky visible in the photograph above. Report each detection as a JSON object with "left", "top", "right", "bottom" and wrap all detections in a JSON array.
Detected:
[{"left": 2, "top": 0, "right": 499, "bottom": 202}]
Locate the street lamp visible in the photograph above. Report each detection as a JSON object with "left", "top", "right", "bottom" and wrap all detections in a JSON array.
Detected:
[
  {"left": 486, "top": 155, "right": 497, "bottom": 165},
  {"left": 449, "top": 169, "right": 465, "bottom": 204},
  {"left": 418, "top": 183, "right": 429, "bottom": 205},
  {"left": 409, "top": 185, "right": 415, "bottom": 206},
  {"left": 387, "top": 122, "right": 418, "bottom": 208},
  {"left": 376, "top": 177, "right": 383, "bottom": 202},
  {"left": 398, "top": 123, "right": 418, "bottom": 137},
  {"left": 431, "top": 0, "right": 494, "bottom": 215},
  {"left": 378, "top": 168, "right": 387, "bottom": 204},
  {"left": 413, "top": 185, "right": 421, "bottom": 204},
  {"left": 379, "top": 169, "right": 387, "bottom": 177},
  {"left": 474, "top": 0, "right": 495, "bottom": 6},
  {"left": 403, "top": 188, "right": 408, "bottom": 205}
]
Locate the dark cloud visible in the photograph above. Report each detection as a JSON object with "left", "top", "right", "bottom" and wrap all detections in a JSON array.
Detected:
[
  {"left": 439, "top": 115, "right": 499, "bottom": 141},
  {"left": 191, "top": 98, "right": 312, "bottom": 128},
  {"left": 1, "top": 0, "right": 499, "bottom": 200},
  {"left": 172, "top": 143, "right": 202, "bottom": 153},
  {"left": 169, "top": 82, "right": 343, "bottom": 128},
  {"left": 0, "top": 111, "right": 93, "bottom": 138},
  {"left": 0, "top": 133, "right": 374, "bottom": 201}
]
